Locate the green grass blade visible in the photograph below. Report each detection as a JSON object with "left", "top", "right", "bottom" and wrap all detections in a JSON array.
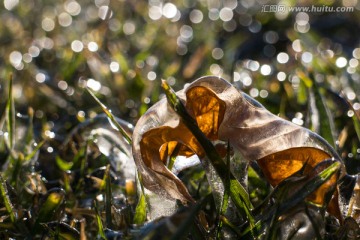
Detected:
[
  {"left": 133, "top": 172, "right": 147, "bottom": 225},
  {"left": 5, "top": 74, "right": 15, "bottom": 151},
  {"left": 277, "top": 161, "right": 340, "bottom": 215},
  {"left": 242, "top": 161, "right": 340, "bottom": 238},
  {"left": 133, "top": 193, "right": 147, "bottom": 225},
  {"left": 94, "top": 200, "right": 107, "bottom": 240},
  {"left": 33, "top": 189, "right": 66, "bottom": 235},
  {"left": 161, "top": 80, "right": 254, "bottom": 226},
  {"left": 219, "top": 215, "right": 242, "bottom": 237},
  {"left": 10, "top": 153, "right": 23, "bottom": 187},
  {"left": 312, "top": 82, "right": 336, "bottom": 148},
  {"left": 351, "top": 115, "right": 360, "bottom": 142},
  {"left": 25, "top": 107, "right": 34, "bottom": 149},
  {"left": 56, "top": 155, "right": 74, "bottom": 171},
  {"left": 24, "top": 140, "right": 45, "bottom": 161},
  {"left": 0, "top": 174, "right": 16, "bottom": 223},
  {"left": 86, "top": 88, "right": 132, "bottom": 144}
]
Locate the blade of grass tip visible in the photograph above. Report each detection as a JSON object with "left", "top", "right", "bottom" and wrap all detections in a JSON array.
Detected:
[
  {"left": 25, "top": 140, "right": 45, "bottom": 161},
  {"left": 56, "top": 155, "right": 74, "bottom": 171},
  {"left": 33, "top": 188, "right": 66, "bottom": 235},
  {"left": 86, "top": 87, "right": 132, "bottom": 144},
  {"left": 161, "top": 80, "right": 255, "bottom": 226},
  {"left": 94, "top": 200, "right": 107, "bottom": 240},
  {"left": 0, "top": 174, "right": 16, "bottom": 223},
  {"left": 25, "top": 107, "right": 35, "bottom": 148},
  {"left": 133, "top": 193, "right": 147, "bottom": 225},
  {"left": 219, "top": 215, "right": 242, "bottom": 238},
  {"left": 277, "top": 161, "right": 341, "bottom": 215},
  {"left": 5, "top": 74, "right": 15, "bottom": 151},
  {"left": 133, "top": 173, "right": 147, "bottom": 225}
]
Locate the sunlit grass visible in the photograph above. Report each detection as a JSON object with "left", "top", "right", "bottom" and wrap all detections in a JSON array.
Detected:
[{"left": 1, "top": 0, "right": 360, "bottom": 239}]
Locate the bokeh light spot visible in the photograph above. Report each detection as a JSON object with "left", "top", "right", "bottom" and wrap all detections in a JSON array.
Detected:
[
  {"left": 4, "top": 0, "right": 19, "bottom": 10},
  {"left": 264, "top": 31, "right": 279, "bottom": 44},
  {"left": 110, "top": 61, "right": 120, "bottom": 72},
  {"left": 208, "top": 8, "right": 219, "bottom": 21},
  {"left": 98, "top": 6, "right": 112, "bottom": 20},
  {"left": 190, "top": 9, "right": 203, "bottom": 23},
  {"left": 212, "top": 48, "right": 224, "bottom": 60},
  {"left": 123, "top": 21, "right": 136, "bottom": 35},
  {"left": 9, "top": 51, "right": 22, "bottom": 67},
  {"left": 42, "top": 18, "right": 55, "bottom": 31},
  {"left": 292, "top": 39, "right": 302, "bottom": 52},
  {"left": 260, "top": 64, "right": 272, "bottom": 76},
  {"left": 88, "top": 42, "right": 98, "bottom": 52},
  {"left": 277, "top": 72, "right": 286, "bottom": 81},
  {"left": 336, "top": 57, "right": 347, "bottom": 68},
  {"left": 87, "top": 78, "right": 101, "bottom": 91},
  {"left": 353, "top": 48, "right": 360, "bottom": 59},
  {"left": 71, "top": 40, "right": 84, "bottom": 52},
  {"left": 65, "top": 0, "right": 81, "bottom": 16},
  {"left": 219, "top": 7, "right": 233, "bottom": 22},
  {"left": 277, "top": 52, "right": 289, "bottom": 64},
  {"left": 35, "top": 72, "right": 46, "bottom": 83},
  {"left": 163, "top": 3, "right": 177, "bottom": 19},
  {"left": 147, "top": 71, "right": 157, "bottom": 81},
  {"left": 58, "top": 12, "right": 72, "bottom": 27},
  {"left": 301, "top": 52, "right": 313, "bottom": 63}
]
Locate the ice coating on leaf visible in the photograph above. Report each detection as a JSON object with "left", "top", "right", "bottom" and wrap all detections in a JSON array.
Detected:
[
  {"left": 62, "top": 114, "right": 135, "bottom": 180},
  {"left": 132, "top": 76, "right": 342, "bottom": 204}
]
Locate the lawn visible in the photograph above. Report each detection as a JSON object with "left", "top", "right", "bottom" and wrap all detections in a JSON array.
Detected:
[{"left": 0, "top": 0, "right": 359, "bottom": 239}]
